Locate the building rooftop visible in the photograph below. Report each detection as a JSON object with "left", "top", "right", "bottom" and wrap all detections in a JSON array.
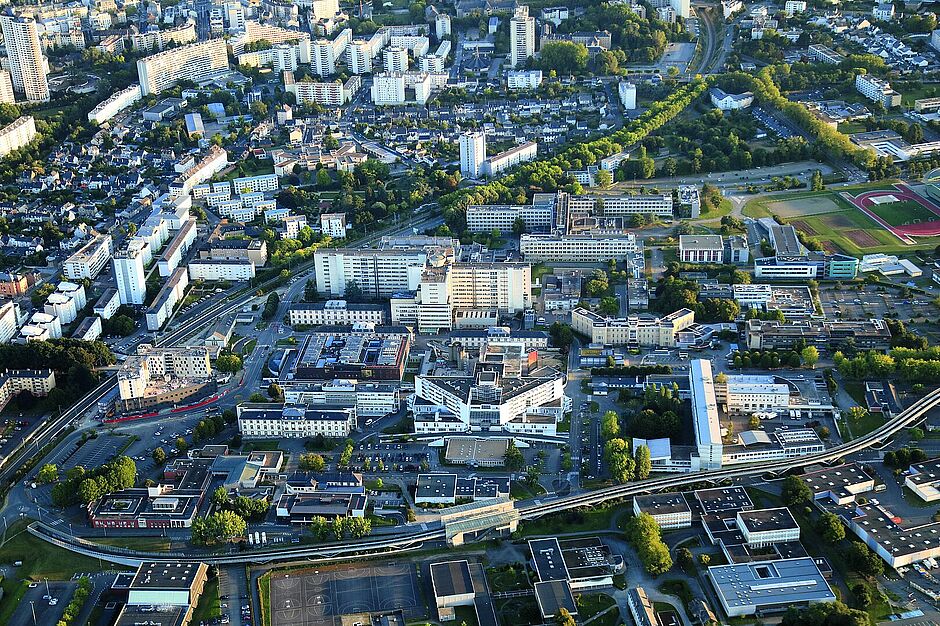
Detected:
[
  {"left": 534, "top": 580, "right": 577, "bottom": 618},
  {"left": 737, "top": 507, "right": 799, "bottom": 534},
  {"left": 708, "top": 558, "right": 835, "bottom": 611},
  {"left": 634, "top": 493, "right": 691, "bottom": 517},
  {"left": 680, "top": 234, "right": 724, "bottom": 250},
  {"left": 130, "top": 562, "right": 206, "bottom": 591},
  {"left": 694, "top": 486, "right": 754, "bottom": 517},
  {"left": 430, "top": 560, "right": 475, "bottom": 599},
  {"left": 417, "top": 473, "right": 458, "bottom": 500}
]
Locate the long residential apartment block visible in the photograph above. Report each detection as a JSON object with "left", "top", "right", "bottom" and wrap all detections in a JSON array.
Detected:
[
  {"left": 137, "top": 39, "right": 229, "bottom": 96},
  {"left": 63, "top": 234, "right": 113, "bottom": 280},
  {"left": 237, "top": 403, "right": 355, "bottom": 439},
  {"left": 0, "top": 115, "right": 36, "bottom": 157}
]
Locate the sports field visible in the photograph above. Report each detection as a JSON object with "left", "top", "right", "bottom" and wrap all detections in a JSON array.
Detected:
[
  {"left": 866, "top": 200, "right": 940, "bottom": 227},
  {"left": 743, "top": 183, "right": 940, "bottom": 255}
]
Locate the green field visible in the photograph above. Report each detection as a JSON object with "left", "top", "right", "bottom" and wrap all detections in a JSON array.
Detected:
[
  {"left": 868, "top": 200, "right": 940, "bottom": 227},
  {"left": 743, "top": 185, "right": 940, "bottom": 255}
]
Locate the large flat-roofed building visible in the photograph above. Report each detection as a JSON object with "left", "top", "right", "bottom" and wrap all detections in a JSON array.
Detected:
[
  {"left": 707, "top": 558, "right": 836, "bottom": 617},
  {"left": 856, "top": 73, "right": 901, "bottom": 108},
  {"left": 63, "top": 234, "right": 113, "bottom": 280},
  {"left": 905, "top": 458, "right": 940, "bottom": 502},
  {"left": 237, "top": 403, "right": 354, "bottom": 439},
  {"left": 679, "top": 235, "right": 724, "bottom": 264},
  {"left": 632, "top": 493, "right": 692, "bottom": 529},
  {"left": 572, "top": 308, "right": 695, "bottom": 348},
  {"left": 627, "top": 588, "right": 657, "bottom": 626},
  {"left": 146, "top": 266, "right": 189, "bottom": 331},
  {"left": 800, "top": 463, "right": 875, "bottom": 505},
  {"left": 280, "top": 379, "right": 400, "bottom": 417},
  {"left": 694, "top": 486, "right": 754, "bottom": 517},
  {"left": 447, "top": 328, "right": 549, "bottom": 351},
  {"left": 275, "top": 491, "right": 367, "bottom": 522},
  {"left": 0, "top": 115, "right": 36, "bottom": 156},
  {"left": 415, "top": 474, "right": 510, "bottom": 504},
  {"left": 715, "top": 374, "right": 791, "bottom": 415},
  {"left": 128, "top": 562, "right": 208, "bottom": 607},
  {"left": 314, "top": 236, "right": 458, "bottom": 298},
  {"left": 847, "top": 501, "right": 940, "bottom": 568},
  {"left": 413, "top": 363, "right": 566, "bottom": 436},
  {"left": 287, "top": 325, "right": 411, "bottom": 381},
  {"left": 444, "top": 437, "right": 510, "bottom": 467},
  {"left": 520, "top": 233, "right": 638, "bottom": 262},
  {"left": 288, "top": 301, "right": 387, "bottom": 326},
  {"left": 429, "top": 560, "right": 499, "bottom": 626},
  {"left": 137, "top": 39, "right": 229, "bottom": 96},
  {"left": 529, "top": 537, "right": 621, "bottom": 590},
  {"left": 482, "top": 141, "right": 537, "bottom": 177},
  {"left": 746, "top": 318, "right": 892, "bottom": 351},
  {"left": 691, "top": 359, "right": 722, "bottom": 470},
  {"left": 187, "top": 259, "right": 256, "bottom": 282},
  {"left": 534, "top": 580, "right": 577, "bottom": 620},
  {"left": 466, "top": 203, "right": 554, "bottom": 233},
  {"left": 736, "top": 508, "right": 800, "bottom": 547}
]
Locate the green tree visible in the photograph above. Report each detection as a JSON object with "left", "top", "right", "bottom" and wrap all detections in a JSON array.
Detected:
[
  {"left": 811, "top": 169, "right": 824, "bottom": 191},
  {"left": 216, "top": 353, "right": 243, "bottom": 373},
  {"left": 191, "top": 510, "right": 247, "bottom": 545},
  {"left": 781, "top": 475, "right": 812, "bottom": 506},
  {"left": 846, "top": 406, "right": 869, "bottom": 422},
  {"left": 600, "top": 411, "right": 620, "bottom": 440},
  {"left": 635, "top": 445, "right": 652, "bottom": 480},
  {"left": 595, "top": 170, "right": 612, "bottom": 188},
  {"left": 504, "top": 441, "right": 525, "bottom": 471},
  {"left": 625, "top": 512, "right": 673, "bottom": 575},
  {"left": 211, "top": 486, "right": 230, "bottom": 508},
  {"left": 151, "top": 447, "right": 167, "bottom": 464},
  {"left": 555, "top": 608, "right": 577, "bottom": 626},
  {"left": 801, "top": 346, "right": 819, "bottom": 369},
  {"left": 268, "top": 382, "right": 283, "bottom": 400},
  {"left": 538, "top": 41, "right": 589, "bottom": 74},
  {"left": 846, "top": 542, "right": 884, "bottom": 578},
  {"left": 817, "top": 511, "right": 846, "bottom": 543},
  {"left": 37, "top": 464, "right": 57, "bottom": 484},
  {"left": 299, "top": 453, "right": 326, "bottom": 471}
]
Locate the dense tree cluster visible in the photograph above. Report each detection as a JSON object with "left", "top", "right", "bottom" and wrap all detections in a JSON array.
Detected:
[
  {"left": 625, "top": 512, "right": 673, "bottom": 575},
  {"left": 883, "top": 447, "right": 928, "bottom": 470},
  {"left": 442, "top": 80, "right": 710, "bottom": 232},
  {"left": 55, "top": 576, "right": 92, "bottom": 626},
  {"left": 835, "top": 347, "right": 940, "bottom": 382},
  {"left": 730, "top": 348, "right": 805, "bottom": 370},
  {"left": 211, "top": 487, "right": 270, "bottom": 521},
  {"left": 781, "top": 601, "right": 871, "bottom": 626},
  {"left": 51, "top": 455, "right": 137, "bottom": 506},
  {"left": 191, "top": 510, "right": 247, "bottom": 545},
  {"left": 307, "top": 515, "right": 372, "bottom": 541},
  {"left": 556, "top": 3, "right": 687, "bottom": 63}
]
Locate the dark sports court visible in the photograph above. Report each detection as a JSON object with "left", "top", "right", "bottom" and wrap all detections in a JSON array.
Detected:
[{"left": 270, "top": 563, "right": 423, "bottom": 626}]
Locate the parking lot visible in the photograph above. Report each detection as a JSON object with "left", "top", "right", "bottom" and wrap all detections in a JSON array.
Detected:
[
  {"left": 58, "top": 434, "right": 129, "bottom": 471},
  {"left": 818, "top": 286, "right": 936, "bottom": 321},
  {"left": 270, "top": 563, "right": 423, "bottom": 626},
  {"left": 10, "top": 581, "right": 76, "bottom": 626}
]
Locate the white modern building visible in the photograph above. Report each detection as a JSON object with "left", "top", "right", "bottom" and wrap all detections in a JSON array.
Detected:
[
  {"left": 716, "top": 375, "right": 791, "bottom": 415},
  {"left": 509, "top": 6, "right": 535, "bottom": 68},
  {"left": 520, "top": 233, "right": 638, "bottom": 262},
  {"left": 88, "top": 84, "right": 143, "bottom": 124},
  {"left": 187, "top": 259, "right": 256, "bottom": 281},
  {"left": 64, "top": 234, "right": 113, "bottom": 280},
  {"left": 288, "top": 301, "right": 386, "bottom": 326},
  {"left": 0, "top": 300, "right": 17, "bottom": 344},
  {"left": 483, "top": 141, "right": 537, "bottom": 177},
  {"left": 114, "top": 243, "right": 148, "bottom": 305},
  {"left": 459, "top": 131, "right": 486, "bottom": 179},
  {"left": 0, "top": 115, "right": 36, "bottom": 157},
  {"left": 237, "top": 403, "right": 354, "bottom": 439},
  {"left": 320, "top": 213, "right": 347, "bottom": 239},
  {"left": 618, "top": 81, "right": 637, "bottom": 110},
  {"left": 855, "top": 73, "right": 901, "bottom": 108},
  {"left": 572, "top": 308, "right": 695, "bottom": 347},
  {"left": 507, "top": 70, "right": 542, "bottom": 90},
  {"left": 692, "top": 359, "right": 722, "bottom": 470}
]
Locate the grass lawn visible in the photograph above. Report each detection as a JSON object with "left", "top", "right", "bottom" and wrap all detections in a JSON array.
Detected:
[
  {"left": 0, "top": 520, "right": 124, "bottom": 625},
  {"left": 495, "top": 596, "right": 542, "bottom": 626},
  {"left": 191, "top": 577, "right": 221, "bottom": 623},
  {"left": 868, "top": 200, "right": 940, "bottom": 227},
  {"left": 843, "top": 381, "right": 866, "bottom": 405},
  {"left": 509, "top": 480, "right": 547, "bottom": 500},
  {"left": 93, "top": 536, "right": 172, "bottom": 551},
  {"left": 486, "top": 565, "right": 531, "bottom": 593},
  {"left": 576, "top": 593, "right": 616, "bottom": 618},
  {"left": 518, "top": 505, "right": 619, "bottom": 536},
  {"left": 898, "top": 83, "right": 940, "bottom": 106},
  {"left": 259, "top": 573, "right": 272, "bottom": 626},
  {"left": 838, "top": 121, "right": 868, "bottom": 134},
  {"left": 842, "top": 411, "right": 885, "bottom": 441}
]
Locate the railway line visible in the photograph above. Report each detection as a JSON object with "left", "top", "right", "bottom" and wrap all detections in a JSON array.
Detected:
[{"left": 30, "top": 384, "right": 940, "bottom": 566}]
